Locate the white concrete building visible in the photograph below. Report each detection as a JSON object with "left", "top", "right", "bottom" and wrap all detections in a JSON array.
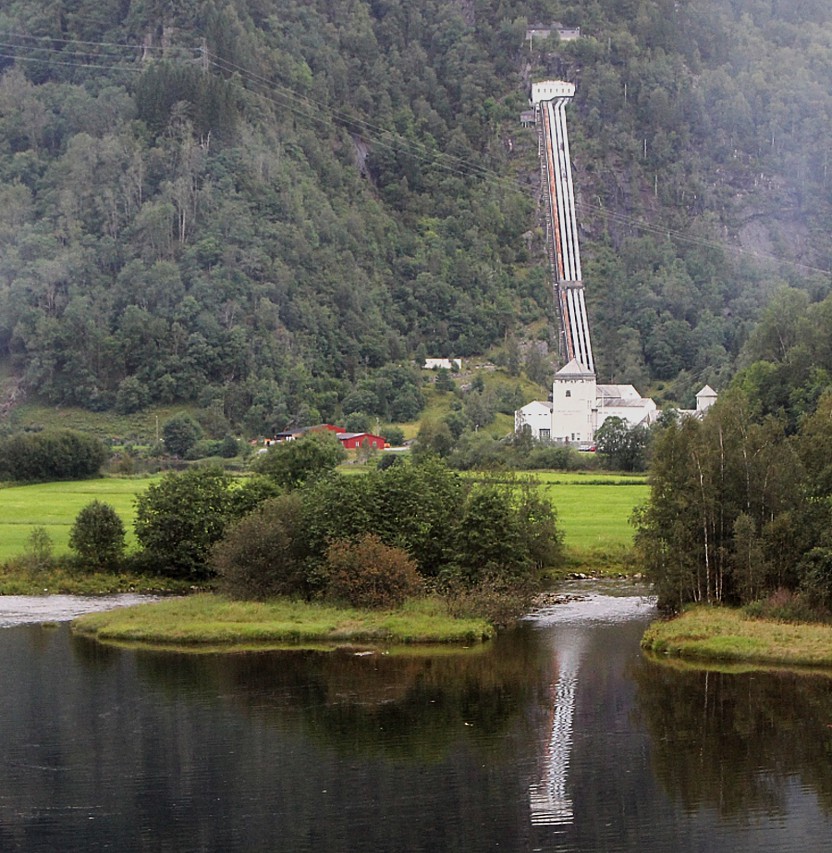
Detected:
[
  {"left": 550, "top": 359, "right": 596, "bottom": 443},
  {"left": 675, "top": 385, "right": 719, "bottom": 419},
  {"left": 530, "top": 80, "right": 575, "bottom": 106},
  {"left": 696, "top": 385, "right": 717, "bottom": 413},
  {"left": 515, "top": 400, "right": 554, "bottom": 441},
  {"left": 515, "top": 360, "right": 663, "bottom": 445},
  {"left": 595, "top": 383, "right": 658, "bottom": 430}
]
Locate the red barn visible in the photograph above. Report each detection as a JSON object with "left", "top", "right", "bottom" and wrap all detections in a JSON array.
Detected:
[
  {"left": 337, "top": 432, "right": 387, "bottom": 451},
  {"left": 268, "top": 424, "right": 344, "bottom": 444}
]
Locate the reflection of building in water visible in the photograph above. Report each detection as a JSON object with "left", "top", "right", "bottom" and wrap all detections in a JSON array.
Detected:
[{"left": 529, "top": 630, "right": 585, "bottom": 826}]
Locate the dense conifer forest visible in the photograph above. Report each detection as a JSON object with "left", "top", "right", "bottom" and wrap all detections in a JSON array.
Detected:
[{"left": 1, "top": 0, "right": 832, "bottom": 432}]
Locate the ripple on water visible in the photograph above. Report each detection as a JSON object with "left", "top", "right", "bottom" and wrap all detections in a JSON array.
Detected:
[
  {"left": 526, "top": 591, "right": 657, "bottom": 626},
  {"left": 0, "top": 594, "right": 158, "bottom": 628}
]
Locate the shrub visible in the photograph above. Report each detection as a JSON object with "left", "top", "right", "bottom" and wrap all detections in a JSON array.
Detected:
[
  {"left": 0, "top": 430, "right": 107, "bottom": 482},
  {"left": 115, "top": 376, "right": 149, "bottom": 414},
  {"left": 24, "top": 526, "right": 54, "bottom": 572},
  {"left": 445, "top": 477, "right": 562, "bottom": 586},
  {"left": 381, "top": 425, "right": 405, "bottom": 446},
  {"left": 162, "top": 414, "right": 202, "bottom": 457},
  {"left": 744, "top": 588, "right": 830, "bottom": 624},
  {"left": 323, "top": 534, "right": 423, "bottom": 609},
  {"left": 219, "top": 434, "right": 240, "bottom": 458},
  {"left": 229, "top": 475, "right": 283, "bottom": 517},
  {"left": 185, "top": 439, "right": 224, "bottom": 460},
  {"left": 69, "top": 500, "right": 126, "bottom": 570},
  {"left": 253, "top": 432, "right": 346, "bottom": 489},
  {"left": 360, "top": 456, "right": 467, "bottom": 577},
  {"left": 211, "top": 494, "right": 310, "bottom": 599},
  {"left": 443, "top": 572, "right": 537, "bottom": 628},
  {"left": 344, "top": 411, "right": 371, "bottom": 432},
  {"left": 526, "top": 444, "right": 582, "bottom": 470},
  {"left": 377, "top": 453, "right": 401, "bottom": 471},
  {"left": 134, "top": 466, "right": 235, "bottom": 578}
]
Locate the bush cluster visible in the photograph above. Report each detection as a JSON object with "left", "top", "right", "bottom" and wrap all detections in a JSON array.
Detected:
[
  {"left": 211, "top": 494, "right": 309, "bottom": 600},
  {"left": 23, "top": 452, "right": 562, "bottom": 623},
  {"left": 131, "top": 457, "right": 564, "bottom": 612},
  {"left": 323, "top": 534, "right": 423, "bottom": 609},
  {"left": 69, "top": 500, "right": 126, "bottom": 570},
  {"left": 0, "top": 431, "right": 107, "bottom": 482}
]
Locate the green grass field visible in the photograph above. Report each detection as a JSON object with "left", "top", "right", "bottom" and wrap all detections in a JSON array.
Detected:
[
  {"left": 0, "top": 478, "right": 154, "bottom": 558},
  {"left": 535, "top": 472, "right": 648, "bottom": 552},
  {"left": 0, "top": 471, "right": 648, "bottom": 562}
]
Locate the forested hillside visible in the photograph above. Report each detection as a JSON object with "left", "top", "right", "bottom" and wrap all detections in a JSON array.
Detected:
[{"left": 1, "top": 0, "right": 831, "bottom": 433}]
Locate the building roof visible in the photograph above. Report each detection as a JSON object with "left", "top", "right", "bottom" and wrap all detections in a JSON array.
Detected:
[
  {"left": 555, "top": 358, "right": 595, "bottom": 379},
  {"left": 597, "top": 384, "right": 641, "bottom": 401},
  {"left": 519, "top": 400, "right": 553, "bottom": 412},
  {"left": 336, "top": 432, "right": 386, "bottom": 442},
  {"left": 598, "top": 397, "right": 653, "bottom": 408}
]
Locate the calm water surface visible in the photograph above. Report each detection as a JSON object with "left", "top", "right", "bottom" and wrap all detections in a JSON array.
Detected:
[{"left": 1, "top": 587, "right": 832, "bottom": 851}]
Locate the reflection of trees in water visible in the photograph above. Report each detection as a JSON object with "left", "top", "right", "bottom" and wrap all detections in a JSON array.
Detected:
[
  {"left": 634, "top": 660, "right": 832, "bottom": 816},
  {"left": 71, "top": 633, "right": 124, "bottom": 669},
  {"left": 131, "top": 627, "right": 548, "bottom": 763}
]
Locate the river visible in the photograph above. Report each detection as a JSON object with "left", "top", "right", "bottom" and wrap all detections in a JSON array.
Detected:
[{"left": 1, "top": 586, "right": 831, "bottom": 851}]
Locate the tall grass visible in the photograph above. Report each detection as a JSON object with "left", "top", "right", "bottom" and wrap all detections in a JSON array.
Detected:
[{"left": 7, "top": 402, "right": 191, "bottom": 443}]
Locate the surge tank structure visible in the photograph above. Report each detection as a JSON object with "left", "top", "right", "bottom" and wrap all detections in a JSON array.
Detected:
[{"left": 531, "top": 81, "right": 594, "bottom": 373}]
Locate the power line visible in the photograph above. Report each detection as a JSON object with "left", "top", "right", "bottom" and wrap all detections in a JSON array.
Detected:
[
  {"left": 206, "top": 51, "right": 506, "bottom": 187},
  {"left": 206, "top": 52, "right": 832, "bottom": 275},
  {"left": 0, "top": 29, "right": 175, "bottom": 51},
  {"left": 0, "top": 50, "right": 145, "bottom": 73},
  {"left": 0, "top": 30, "right": 827, "bottom": 276}
]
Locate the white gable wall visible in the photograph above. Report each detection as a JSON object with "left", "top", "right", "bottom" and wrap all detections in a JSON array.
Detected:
[{"left": 515, "top": 401, "right": 553, "bottom": 440}]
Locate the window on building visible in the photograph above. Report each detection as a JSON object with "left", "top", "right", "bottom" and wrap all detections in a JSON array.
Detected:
[
  {"left": 540, "top": 429, "right": 550, "bottom": 441},
  {"left": 565, "top": 390, "right": 572, "bottom": 398}
]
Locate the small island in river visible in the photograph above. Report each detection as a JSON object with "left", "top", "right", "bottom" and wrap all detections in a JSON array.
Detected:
[{"left": 72, "top": 594, "right": 494, "bottom": 650}]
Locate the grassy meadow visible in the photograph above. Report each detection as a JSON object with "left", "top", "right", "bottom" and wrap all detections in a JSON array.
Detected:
[
  {"left": 0, "top": 478, "right": 154, "bottom": 559},
  {"left": 642, "top": 606, "right": 832, "bottom": 669},
  {"left": 0, "top": 470, "right": 648, "bottom": 565},
  {"left": 6, "top": 402, "right": 191, "bottom": 445},
  {"left": 535, "top": 473, "right": 648, "bottom": 552}
]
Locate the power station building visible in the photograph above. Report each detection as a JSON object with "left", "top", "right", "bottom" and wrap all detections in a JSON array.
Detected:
[{"left": 515, "top": 81, "right": 708, "bottom": 443}]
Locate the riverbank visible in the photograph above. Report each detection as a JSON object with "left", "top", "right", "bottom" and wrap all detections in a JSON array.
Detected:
[
  {"left": 642, "top": 606, "right": 832, "bottom": 668},
  {"left": 72, "top": 593, "right": 494, "bottom": 649},
  {"left": 0, "top": 563, "right": 199, "bottom": 596}
]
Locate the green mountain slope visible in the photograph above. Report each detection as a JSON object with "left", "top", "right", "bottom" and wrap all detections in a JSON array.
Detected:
[{"left": 0, "top": 0, "right": 830, "bottom": 431}]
